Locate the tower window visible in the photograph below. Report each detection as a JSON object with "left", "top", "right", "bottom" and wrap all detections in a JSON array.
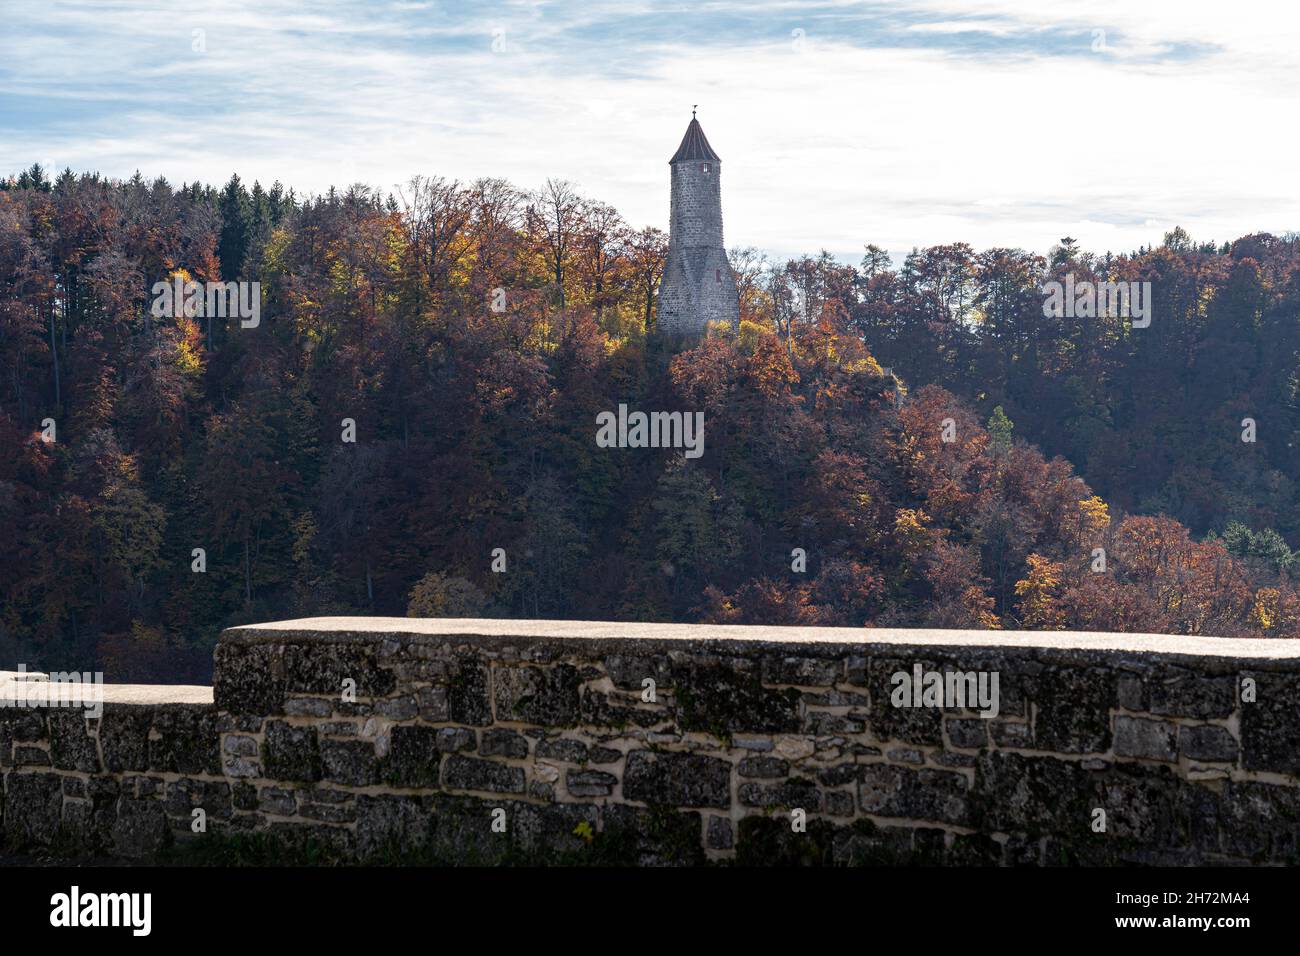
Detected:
[
  {"left": 702, "top": 164, "right": 710, "bottom": 174},
  {"left": 715, "top": 269, "right": 721, "bottom": 283}
]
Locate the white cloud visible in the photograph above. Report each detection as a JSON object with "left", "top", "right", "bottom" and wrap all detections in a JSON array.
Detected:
[{"left": 1, "top": 0, "right": 1297, "bottom": 263}]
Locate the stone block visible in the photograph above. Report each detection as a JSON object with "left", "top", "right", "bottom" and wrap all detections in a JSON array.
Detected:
[
  {"left": 946, "top": 717, "right": 987, "bottom": 749},
  {"left": 1026, "top": 668, "right": 1114, "bottom": 753},
  {"left": 1149, "top": 674, "right": 1235, "bottom": 720},
  {"left": 738, "top": 756, "right": 789, "bottom": 778},
  {"left": 1179, "top": 725, "right": 1238, "bottom": 763},
  {"left": 446, "top": 660, "right": 493, "bottom": 726},
  {"left": 536, "top": 738, "right": 587, "bottom": 763},
  {"left": 493, "top": 664, "right": 580, "bottom": 726},
  {"left": 3, "top": 771, "right": 62, "bottom": 846},
  {"left": 149, "top": 706, "right": 220, "bottom": 775},
  {"left": 604, "top": 654, "right": 672, "bottom": 691},
  {"left": 113, "top": 798, "right": 169, "bottom": 857},
  {"left": 1240, "top": 672, "right": 1300, "bottom": 774},
  {"left": 48, "top": 711, "right": 100, "bottom": 772},
  {"left": 386, "top": 726, "right": 442, "bottom": 788},
  {"left": 1114, "top": 716, "right": 1178, "bottom": 761},
  {"left": 480, "top": 729, "right": 529, "bottom": 758},
  {"left": 321, "top": 738, "right": 379, "bottom": 787},
  {"left": 858, "top": 764, "right": 970, "bottom": 826},
  {"left": 706, "top": 815, "right": 733, "bottom": 849},
  {"left": 566, "top": 770, "right": 618, "bottom": 797},
  {"left": 738, "top": 779, "right": 822, "bottom": 811},
  {"left": 672, "top": 659, "right": 800, "bottom": 735},
  {"left": 761, "top": 656, "right": 843, "bottom": 687},
  {"left": 443, "top": 755, "right": 526, "bottom": 794},
  {"left": 262, "top": 720, "right": 322, "bottom": 782},
  {"left": 164, "top": 779, "right": 232, "bottom": 820}
]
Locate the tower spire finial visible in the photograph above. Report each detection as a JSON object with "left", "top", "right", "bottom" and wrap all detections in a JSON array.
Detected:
[{"left": 692, "top": 104, "right": 697, "bottom": 119}]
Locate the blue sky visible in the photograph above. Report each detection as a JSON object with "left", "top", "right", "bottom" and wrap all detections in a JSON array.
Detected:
[{"left": 2, "top": 0, "right": 1298, "bottom": 263}]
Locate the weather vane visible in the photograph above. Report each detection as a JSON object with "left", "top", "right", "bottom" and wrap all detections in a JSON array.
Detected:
[{"left": 692, "top": 104, "right": 697, "bottom": 118}]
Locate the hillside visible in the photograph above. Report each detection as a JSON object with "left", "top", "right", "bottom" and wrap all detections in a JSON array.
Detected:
[{"left": 1, "top": 167, "right": 1296, "bottom": 680}]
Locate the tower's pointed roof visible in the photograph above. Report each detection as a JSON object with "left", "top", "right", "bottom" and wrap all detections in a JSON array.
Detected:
[{"left": 670, "top": 117, "right": 720, "bottom": 163}]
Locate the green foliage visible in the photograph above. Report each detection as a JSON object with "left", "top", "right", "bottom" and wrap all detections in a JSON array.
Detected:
[
  {"left": 1211, "top": 521, "right": 1296, "bottom": 573},
  {"left": 986, "top": 405, "right": 1013, "bottom": 454}
]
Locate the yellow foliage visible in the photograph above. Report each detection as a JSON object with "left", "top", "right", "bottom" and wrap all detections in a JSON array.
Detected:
[
  {"left": 735, "top": 318, "right": 768, "bottom": 353},
  {"left": 843, "top": 355, "right": 884, "bottom": 377},
  {"left": 172, "top": 317, "right": 204, "bottom": 376},
  {"left": 1251, "top": 588, "right": 1280, "bottom": 631},
  {"left": 1077, "top": 496, "right": 1110, "bottom": 537},
  {"left": 1014, "top": 553, "right": 1066, "bottom": 629},
  {"left": 893, "top": 508, "right": 933, "bottom": 559}
]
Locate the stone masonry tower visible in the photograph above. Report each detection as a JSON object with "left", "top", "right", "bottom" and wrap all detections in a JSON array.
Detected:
[{"left": 656, "top": 112, "right": 740, "bottom": 337}]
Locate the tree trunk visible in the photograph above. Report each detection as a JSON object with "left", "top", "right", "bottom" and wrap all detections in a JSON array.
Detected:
[{"left": 48, "top": 305, "right": 60, "bottom": 408}]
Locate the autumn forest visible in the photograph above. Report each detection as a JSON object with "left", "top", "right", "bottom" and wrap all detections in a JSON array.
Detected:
[{"left": 2, "top": 165, "right": 1298, "bottom": 681}]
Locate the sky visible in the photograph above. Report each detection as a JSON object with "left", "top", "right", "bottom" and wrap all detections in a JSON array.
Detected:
[{"left": 2, "top": 0, "right": 1298, "bottom": 264}]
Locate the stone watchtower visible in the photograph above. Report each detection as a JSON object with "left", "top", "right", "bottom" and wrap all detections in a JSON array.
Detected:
[{"left": 656, "top": 112, "right": 740, "bottom": 337}]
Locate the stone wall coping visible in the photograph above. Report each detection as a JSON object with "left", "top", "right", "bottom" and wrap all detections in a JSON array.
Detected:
[
  {"left": 220, "top": 616, "right": 1300, "bottom": 664},
  {"left": 0, "top": 682, "right": 213, "bottom": 705}
]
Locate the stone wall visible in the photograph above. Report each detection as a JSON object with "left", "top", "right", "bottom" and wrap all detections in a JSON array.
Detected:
[
  {"left": 0, "top": 683, "right": 217, "bottom": 857},
  {"left": 5, "top": 619, "right": 1300, "bottom": 864}
]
